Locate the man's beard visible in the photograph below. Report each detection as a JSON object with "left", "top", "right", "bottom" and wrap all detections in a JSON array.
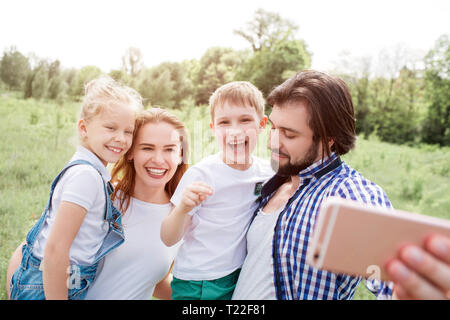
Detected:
[{"left": 270, "top": 140, "right": 319, "bottom": 177}]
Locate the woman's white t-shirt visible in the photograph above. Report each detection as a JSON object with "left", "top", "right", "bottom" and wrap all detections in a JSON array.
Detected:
[
  {"left": 85, "top": 197, "right": 179, "bottom": 300},
  {"left": 170, "top": 153, "right": 274, "bottom": 281},
  {"left": 33, "top": 146, "right": 110, "bottom": 265}
]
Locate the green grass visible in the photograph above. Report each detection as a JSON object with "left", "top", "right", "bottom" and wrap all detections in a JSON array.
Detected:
[
  {"left": 342, "top": 137, "right": 450, "bottom": 299},
  {"left": 0, "top": 96, "right": 79, "bottom": 300},
  {"left": 0, "top": 96, "right": 449, "bottom": 300},
  {"left": 343, "top": 137, "right": 450, "bottom": 220}
]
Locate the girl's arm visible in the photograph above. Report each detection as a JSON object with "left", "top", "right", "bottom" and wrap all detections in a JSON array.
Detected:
[
  {"left": 43, "top": 201, "right": 87, "bottom": 300},
  {"left": 160, "top": 182, "right": 213, "bottom": 247}
]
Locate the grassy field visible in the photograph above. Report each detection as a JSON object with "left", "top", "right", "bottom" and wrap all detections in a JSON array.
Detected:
[{"left": 1, "top": 94, "right": 449, "bottom": 300}]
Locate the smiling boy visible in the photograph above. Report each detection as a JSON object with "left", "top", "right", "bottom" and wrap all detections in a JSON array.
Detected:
[{"left": 160, "top": 81, "right": 274, "bottom": 300}]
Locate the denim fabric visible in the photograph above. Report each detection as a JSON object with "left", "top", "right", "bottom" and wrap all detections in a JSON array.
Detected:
[{"left": 10, "top": 160, "right": 124, "bottom": 300}]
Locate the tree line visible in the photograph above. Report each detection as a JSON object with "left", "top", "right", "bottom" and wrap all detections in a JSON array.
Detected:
[
  {"left": 331, "top": 35, "right": 449, "bottom": 147},
  {"left": 0, "top": 9, "right": 448, "bottom": 147}
]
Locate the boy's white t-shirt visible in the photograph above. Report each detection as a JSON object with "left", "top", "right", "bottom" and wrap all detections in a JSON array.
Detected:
[
  {"left": 86, "top": 197, "right": 179, "bottom": 300},
  {"left": 33, "top": 146, "right": 110, "bottom": 265},
  {"left": 170, "top": 153, "right": 274, "bottom": 281}
]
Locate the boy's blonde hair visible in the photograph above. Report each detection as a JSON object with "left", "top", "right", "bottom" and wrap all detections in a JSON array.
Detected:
[
  {"left": 209, "top": 81, "right": 265, "bottom": 121},
  {"left": 80, "top": 76, "right": 143, "bottom": 122}
]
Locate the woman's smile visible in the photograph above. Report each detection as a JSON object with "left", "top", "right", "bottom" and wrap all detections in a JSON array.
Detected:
[{"left": 145, "top": 167, "right": 168, "bottom": 179}]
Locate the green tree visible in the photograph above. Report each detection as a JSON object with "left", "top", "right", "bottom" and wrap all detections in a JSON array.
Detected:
[
  {"left": 0, "top": 46, "right": 30, "bottom": 90},
  {"left": 330, "top": 53, "right": 374, "bottom": 138},
  {"left": 47, "top": 75, "right": 68, "bottom": 100},
  {"left": 233, "top": 9, "right": 311, "bottom": 98},
  {"left": 31, "top": 65, "right": 50, "bottom": 100},
  {"left": 70, "top": 65, "right": 103, "bottom": 98},
  {"left": 24, "top": 59, "right": 49, "bottom": 99},
  {"left": 23, "top": 57, "right": 67, "bottom": 100},
  {"left": 109, "top": 69, "right": 131, "bottom": 85},
  {"left": 150, "top": 62, "right": 194, "bottom": 108},
  {"left": 233, "top": 8, "right": 299, "bottom": 52},
  {"left": 370, "top": 67, "right": 423, "bottom": 145},
  {"left": 193, "top": 47, "right": 245, "bottom": 105},
  {"left": 235, "top": 39, "right": 311, "bottom": 97},
  {"left": 47, "top": 60, "right": 68, "bottom": 100},
  {"left": 422, "top": 34, "right": 450, "bottom": 146},
  {"left": 61, "top": 68, "right": 78, "bottom": 94},
  {"left": 138, "top": 67, "right": 175, "bottom": 108},
  {"left": 354, "top": 76, "right": 373, "bottom": 138}
]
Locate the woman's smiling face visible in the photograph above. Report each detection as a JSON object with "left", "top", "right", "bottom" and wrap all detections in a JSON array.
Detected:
[{"left": 129, "top": 121, "right": 182, "bottom": 190}]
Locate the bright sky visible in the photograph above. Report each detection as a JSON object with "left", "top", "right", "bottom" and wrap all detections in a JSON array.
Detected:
[{"left": 1, "top": 0, "right": 449, "bottom": 72}]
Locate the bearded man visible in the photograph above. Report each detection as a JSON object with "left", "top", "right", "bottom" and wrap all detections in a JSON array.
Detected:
[{"left": 232, "top": 70, "right": 450, "bottom": 300}]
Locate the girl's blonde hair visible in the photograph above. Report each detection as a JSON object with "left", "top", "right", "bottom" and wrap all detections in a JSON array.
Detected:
[
  {"left": 80, "top": 76, "right": 143, "bottom": 122},
  {"left": 111, "top": 108, "right": 190, "bottom": 213}
]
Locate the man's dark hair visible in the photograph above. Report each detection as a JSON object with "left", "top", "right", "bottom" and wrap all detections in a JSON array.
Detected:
[{"left": 267, "top": 70, "right": 356, "bottom": 158}]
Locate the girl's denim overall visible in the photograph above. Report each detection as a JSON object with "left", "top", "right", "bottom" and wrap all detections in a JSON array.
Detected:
[{"left": 9, "top": 160, "right": 125, "bottom": 300}]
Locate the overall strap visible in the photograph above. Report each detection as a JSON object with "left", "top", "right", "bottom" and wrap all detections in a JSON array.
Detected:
[
  {"left": 26, "top": 160, "right": 109, "bottom": 248},
  {"left": 49, "top": 159, "right": 112, "bottom": 220},
  {"left": 47, "top": 160, "right": 105, "bottom": 211}
]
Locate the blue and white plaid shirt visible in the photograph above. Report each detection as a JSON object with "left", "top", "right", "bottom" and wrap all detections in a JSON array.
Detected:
[{"left": 256, "top": 152, "right": 393, "bottom": 300}]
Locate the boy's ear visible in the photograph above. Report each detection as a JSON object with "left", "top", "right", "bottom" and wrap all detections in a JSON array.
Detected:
[{"left": 209, "top": 122, "right": 214, "bottom": 130}]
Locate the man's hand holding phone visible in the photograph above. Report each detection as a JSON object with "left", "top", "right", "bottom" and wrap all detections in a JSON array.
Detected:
[
  {"left": 386, "top": 234, "right": 450, "bottom": 300},
  {"left": 306, "top": 197, "right": 450, "bottom": 300}
]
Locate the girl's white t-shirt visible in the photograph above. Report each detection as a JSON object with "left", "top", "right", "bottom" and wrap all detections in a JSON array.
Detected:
[
  {"left": 86, "top": 197, "right": 179, "bottom": 300},
  {"left": 170, "top": 153, "right": 274, "bottom": 281},
  {"left": 33, "top": 146, "right": 110, "bottom": 265}
]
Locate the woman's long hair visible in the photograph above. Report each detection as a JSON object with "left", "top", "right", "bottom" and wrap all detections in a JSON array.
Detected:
[{"left": 111, "top": 108, "right": 189, "bottom": 213}]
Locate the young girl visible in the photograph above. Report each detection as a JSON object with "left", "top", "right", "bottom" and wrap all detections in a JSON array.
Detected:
[
  {"left": 85, "top": 108, "right": 189, "bottom": 300},
  {"left": 7, "top": 76, "right": 143, "bottom": 300}
]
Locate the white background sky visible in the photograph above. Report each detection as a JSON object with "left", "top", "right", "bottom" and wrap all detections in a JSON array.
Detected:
[{"left": 1, "top": 0, "right": 449, "bottom": 72}]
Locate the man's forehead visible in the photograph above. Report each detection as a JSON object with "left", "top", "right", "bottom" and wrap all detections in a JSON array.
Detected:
[
  {"left": 274, "top": 99, "right": 308, "bottom": 110},
  {"left": 270, "top": 102, "right": 308, "bottom": 123}
]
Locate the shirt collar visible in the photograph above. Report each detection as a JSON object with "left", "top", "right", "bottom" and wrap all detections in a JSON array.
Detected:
[
  {"left": 70, "top": 146, "right": 112, "bottom": 182},
  {"left": 298, "top": 152, "right": 340, "bottom": 183},
  {"left": 261, "top": 152, "right": 341, "bottom": 198}
]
